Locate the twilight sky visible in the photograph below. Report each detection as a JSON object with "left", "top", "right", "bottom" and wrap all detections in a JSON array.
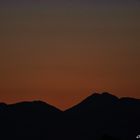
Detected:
[{"left": 0, "top": 0, "right": 140, "bottom": 109}]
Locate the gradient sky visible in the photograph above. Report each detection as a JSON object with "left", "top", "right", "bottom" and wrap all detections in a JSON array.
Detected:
[{"left": 0, "top": 0, "right": 140, "bottom": 109}]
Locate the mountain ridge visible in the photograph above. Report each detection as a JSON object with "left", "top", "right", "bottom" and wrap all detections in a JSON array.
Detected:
[
  {"left": 0, "top": 92, "right": 140, "bottom": 140},
  {"left": 0, "top": 92, "right": 140, "bottom": 111}
]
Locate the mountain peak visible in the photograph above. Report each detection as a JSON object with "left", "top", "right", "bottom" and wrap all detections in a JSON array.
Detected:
[
  {"left": 83, "top": 92, "right": 118, "bottom": 103},
  {"left": 101, "top": 92, "right": 118, "bottom": 100},
  {"left": 0, "top": 93, "right": 140, "bottom": 140},
  {"left": 7, "top": 101, "right": 61, "bottom": 113},
  {"left": 102, "top": 92, "right": 112, "bottom": 96},
  {"left": 66, "top": 92, "right": 119, "bottom": 112}
]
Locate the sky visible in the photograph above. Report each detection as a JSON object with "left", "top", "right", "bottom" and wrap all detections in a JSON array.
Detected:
[{"left": 0, "top": 0, "right": 140, "bottom": 109}]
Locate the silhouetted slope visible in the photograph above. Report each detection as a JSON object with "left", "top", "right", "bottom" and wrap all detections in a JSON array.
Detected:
[
  {"left": 65, "top": 93, "right": 140, "bottom": 140},
  {"left": 0, "top": 101, "right": 62, "bottom": 140},
  {"left": 65, "top": 92, "right": 119, "bottom": 113},
  {"left": 0, "top": 93, "right": 140, "bottom": 140}
]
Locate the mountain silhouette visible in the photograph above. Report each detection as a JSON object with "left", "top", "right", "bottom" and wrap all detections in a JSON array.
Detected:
[{"left": 0, "top": 93, "right": 140, "bottom": 140}]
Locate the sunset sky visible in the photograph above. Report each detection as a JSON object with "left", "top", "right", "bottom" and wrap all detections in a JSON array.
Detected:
[{"left": 0, "top": 0, "right": 140, "bottom": 109}]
